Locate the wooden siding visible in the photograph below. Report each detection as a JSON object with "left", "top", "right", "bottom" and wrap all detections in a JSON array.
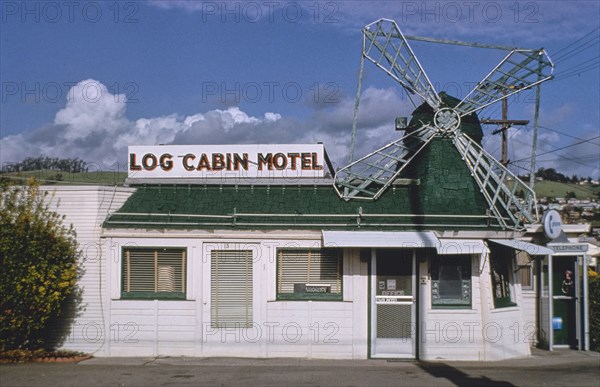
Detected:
[{"left": 41, "top": 186, "right": 135, "bottom": 354}]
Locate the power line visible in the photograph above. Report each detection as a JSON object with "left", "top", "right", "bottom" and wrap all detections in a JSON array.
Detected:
[
  {"left": 512, "top": 135, "right": 600, "bottom": 163},
  {"left": 553, "top": 27, "right": 600, "bottom": 56},
  {"left": 553, "top": 55, "right": 600, "bottom": 76},
  {"left": 554, "top": 37, "right": 599, "bottom": 64},
  {"left": 538, "top": 125, "right": 600, "bottom": 146},
  {"left": 501, "top": 127, "right": 596, "bottom": 169},
  {"left": 505, "top": 134, "right": 591, "bottom": 170},
  {"left": 553, "top": 63, "right": 600, "bottom": 81}
]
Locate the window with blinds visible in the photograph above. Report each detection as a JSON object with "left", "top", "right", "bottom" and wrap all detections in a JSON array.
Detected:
[
  {"left": 122, "top": 247, "right": 186, "bottom": 299},
  {"left": 516, "top": 251, "right": 533, "bottom": 290},
  {"left": 211, "top": 250, "right": 253, "bottom": 328},
  {"left": 277, "top": 248, "right": 342, "bottom": 301}
]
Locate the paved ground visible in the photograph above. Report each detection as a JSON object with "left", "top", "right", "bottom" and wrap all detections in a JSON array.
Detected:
[{"left": 1, "top": 349, "right": 598, "bottom": 386}]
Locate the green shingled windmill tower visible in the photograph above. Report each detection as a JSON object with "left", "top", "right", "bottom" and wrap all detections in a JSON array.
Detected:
[{"left": 334, "top": 19, "right": 554, "bottom": 231}]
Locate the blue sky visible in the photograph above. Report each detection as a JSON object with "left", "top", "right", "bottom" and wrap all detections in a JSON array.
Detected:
[{"left": 1, "top": 0, "right": 599, "bottom": 178}]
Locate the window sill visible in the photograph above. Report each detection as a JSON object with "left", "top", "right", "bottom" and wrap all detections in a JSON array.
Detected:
[
  {"left": 431, "top": 305, "right": 473, "bottom": 310},
  {"left": 428, "top": 308, "right": 477, "bottom": 314},
  {"left": 120, "top": 292, "right": 187, "bottom": 300},
  {"left": 276, "top": 294, "right": 343, "bottom": 302},
  {"left": 490, "top": 305, "right": 520, "bottom": 313}
]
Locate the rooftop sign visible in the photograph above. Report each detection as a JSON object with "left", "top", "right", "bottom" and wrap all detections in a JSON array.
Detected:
[{"left": 128, "top": 144, "right": 328, "bottom": 180}]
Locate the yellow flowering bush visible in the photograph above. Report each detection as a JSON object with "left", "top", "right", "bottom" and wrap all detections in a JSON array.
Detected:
[{"left": 0, "top": 179, "right": 80, "bottom": 350}]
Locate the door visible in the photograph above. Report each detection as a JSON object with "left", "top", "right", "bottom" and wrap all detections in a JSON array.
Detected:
[
  {"left": 551, "top": 256, "right": 578, "bottom": 348},
  {"left": 371, "top": 249, "right": 416, "bottom": 358}
]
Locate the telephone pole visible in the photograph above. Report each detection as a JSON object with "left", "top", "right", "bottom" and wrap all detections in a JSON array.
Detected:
[{"left": 481, "top": 89, "right": 529, "bottom": 167}]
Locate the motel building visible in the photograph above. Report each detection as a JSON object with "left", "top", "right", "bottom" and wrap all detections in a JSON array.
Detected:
[{"left": 42, "top": 140, "right": 594, "bottom": 361}]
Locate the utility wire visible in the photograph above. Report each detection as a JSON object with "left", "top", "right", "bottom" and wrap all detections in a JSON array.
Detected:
[
  {"left": 553, "top": 27, "right": 600, "bottom": 56},
  {"left": 512, "top": 135, "right": 600, "bottom": 163},
  {"left": 497, "top": 127, "right": 597, "bottom": 169},
  {"left": 553, "top": 63, "right": 600, "bottom": 81},
  {"left": 553, "top": 55, "right": 600, "bottom": 76},
  {"left": 538, "top": 125, "right": 600, "bottom": 146},
  {"left": 554, "top": 37, "right": 599, "bottom": 64}
]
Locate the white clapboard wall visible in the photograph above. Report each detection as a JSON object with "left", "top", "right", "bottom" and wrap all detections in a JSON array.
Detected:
[{"left": 40, "top": 186, "right": 135, "bottom": 354}]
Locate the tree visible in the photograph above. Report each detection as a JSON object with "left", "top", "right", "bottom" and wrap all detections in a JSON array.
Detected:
[
  {"left": 590, "top": 273, "right": 600, "bottom": 351},
  {"left": 0, "top": 179, "right": 80, "bottom": 350}
]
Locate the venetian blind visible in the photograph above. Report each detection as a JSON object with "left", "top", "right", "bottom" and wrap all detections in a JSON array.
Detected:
[
  {"left": 277, "top": 249, "right": 341, "bottom": 294},
  {"left": 211, "top": 250, "right": 253, "bottom": 328},
  {"left": 123, "top": 247, "right": 186, "bottom": 294}
]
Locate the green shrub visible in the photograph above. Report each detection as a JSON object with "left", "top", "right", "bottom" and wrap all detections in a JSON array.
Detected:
[
  {"left": 0, "top": 179, "right": 80, "bottom": 350},
  {"left": 590, "top": 272, "right": 600, "bottom": 352}
]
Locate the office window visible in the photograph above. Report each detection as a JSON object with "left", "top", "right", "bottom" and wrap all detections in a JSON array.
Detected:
[
  {"left": 211, "top": 250, "right": 253, "bottom": 328},
  {"left": 431, "top": 255, "right": 472, "bottom": 308},
  {"left": 489, "top": 245, "right": 517, "bottom": 308},
  {"left": 516, "top": 251, "right": 534, "bottom": 290},
  {"left": 277, "top": 249, "right": 342, "bottom": 301},
  {"left": 122, "top": 247, "right": 186, "bottom": 299}
]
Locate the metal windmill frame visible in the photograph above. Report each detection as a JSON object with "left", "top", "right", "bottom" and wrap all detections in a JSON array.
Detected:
[{"left": 334, "top": 18, "right": 555, "bottom": 231}]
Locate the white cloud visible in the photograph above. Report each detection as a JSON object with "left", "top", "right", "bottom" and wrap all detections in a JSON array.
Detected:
[
  {"left": 54, "top": 79, "right": 129, "bottom": 141},
  {"left": 0, "top": 80, "right": 288, "bottom": 169},
  {"left": 2, "top": 79, "right": 596, "bottom": 178},
  {"left": 0, "top": 80, "right": 411, "bottom": 173}
]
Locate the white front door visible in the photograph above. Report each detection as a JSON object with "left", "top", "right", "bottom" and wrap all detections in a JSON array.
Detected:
[{"left": 371, "top": 249, "right": 416, "bottom": 358}]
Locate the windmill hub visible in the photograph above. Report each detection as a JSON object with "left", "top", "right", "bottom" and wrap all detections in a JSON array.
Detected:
[{"left": 433, "top": 108, "right": 461, "bottom": 135}]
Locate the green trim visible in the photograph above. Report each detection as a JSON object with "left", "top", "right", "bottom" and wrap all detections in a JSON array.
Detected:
[
  {"left": 367, "top": 249, "right": 372, "bottom": 359},
  {"left": 432, "top": 304, "right": 473, "bottom": 310},
  {"left": 493, "top": 298, "right": 517, "bottom": 309},
  {"left": 121, "top": 291, "right": 186, "bottom": 300},
  {"left": 276, "top": 293, "right": 343, "bottom": 301}
]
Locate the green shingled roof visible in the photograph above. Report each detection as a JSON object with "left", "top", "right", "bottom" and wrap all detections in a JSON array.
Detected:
[{"left": 104, "top": 180, "right": 496, "bottom": 231}]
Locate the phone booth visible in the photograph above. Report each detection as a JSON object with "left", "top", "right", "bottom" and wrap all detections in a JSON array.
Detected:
[{"left": 538, "top": 210, "right": 590, "bottom": 351}]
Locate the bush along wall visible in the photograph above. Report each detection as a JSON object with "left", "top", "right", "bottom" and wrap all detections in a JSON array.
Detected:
[
  {"left": 589, "top": 271, "right": 600, "bottom": 352},
  {"left": 0, "top": 180, "right": 80, "bottom": 350}
]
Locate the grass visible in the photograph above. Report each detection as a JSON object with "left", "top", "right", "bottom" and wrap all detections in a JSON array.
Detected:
[
  {"left": 533, "top": 180, "right": 600, "bottom": 200},
  {"left": 2, "top": 170, "right": 599, "bottom": 200},
  {"left": 1, "top": 170, "right": 127, "bottom": 186}
]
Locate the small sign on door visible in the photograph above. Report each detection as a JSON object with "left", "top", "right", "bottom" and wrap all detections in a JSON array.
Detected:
[{"left": 387, "top": 279, "right": 396, "bottom": 290}]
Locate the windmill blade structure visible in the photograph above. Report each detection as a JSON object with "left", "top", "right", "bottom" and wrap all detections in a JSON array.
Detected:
[{"left": 334, "top": 18, "right": 555, "bottom": 231}]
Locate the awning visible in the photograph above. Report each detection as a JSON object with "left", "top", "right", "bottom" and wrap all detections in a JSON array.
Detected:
[
  {"left": 322, "top": 231, "right": 439, "bottom": 248},
  {"left": 585, "top": 243, "right": 600, "bottom": 257},
  {"left": 436, "top": 239, "right": 487, "bottom": 255},
  {"left": 489, "top": 239, "right": 554, "bottom": 255}
]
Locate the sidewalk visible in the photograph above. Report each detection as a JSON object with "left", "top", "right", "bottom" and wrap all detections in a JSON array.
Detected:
[
  {"left": 3, "top": 349, "right": 598, "bottom": 387},
  {"left": 78, "top": 347, "right": 599, "bottom": 368}
]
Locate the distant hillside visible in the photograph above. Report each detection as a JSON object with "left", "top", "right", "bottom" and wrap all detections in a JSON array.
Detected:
[
  {"left": 1, "top": 170, "right": 127, "bottom": 186},
  {"left": 2, "top": 170, "right": 599, "bottom": 200},
  {"left": 533, "top": 180, "right": 599, "bottom": 200}
]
